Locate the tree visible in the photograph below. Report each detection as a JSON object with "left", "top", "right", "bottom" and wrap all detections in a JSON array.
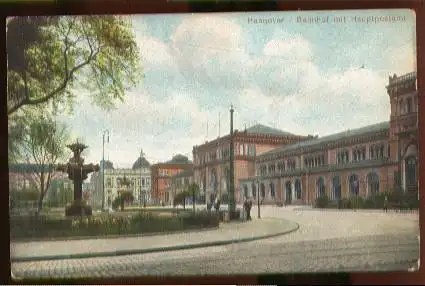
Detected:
[
  {"left": 173, "top": 183, "right": 200, "bottom": 211},
  {"left": 112, "top": 191, "right": 134, "bottom": 211},
  {"left": 188, "top": 183, "right": 200, "bottom": 211},
  {"left": 7, "top": 16, "right": 142, "bottom": 116},
  {"left": 21, "top": 116, "right": 70, "bottom": 212}
]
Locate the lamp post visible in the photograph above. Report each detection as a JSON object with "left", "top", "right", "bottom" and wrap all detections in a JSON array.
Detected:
[
  {"left": 102, "top": 129, "right": 109, "bottom": 211},
  {"left": 256, "top": 176, "right": 261, "bottom": 219},
  {"left": 139, "top": 149, "right": 146, "bottom": 208}
]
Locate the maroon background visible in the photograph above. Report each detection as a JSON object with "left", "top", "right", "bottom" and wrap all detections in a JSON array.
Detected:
[{"left": 1, "top": 0, "right": 423, "bottom": 285}]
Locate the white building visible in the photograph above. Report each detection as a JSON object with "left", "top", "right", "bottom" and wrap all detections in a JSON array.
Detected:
[{"left": 90, "top": 156, "right": 152, "bottom": 209}]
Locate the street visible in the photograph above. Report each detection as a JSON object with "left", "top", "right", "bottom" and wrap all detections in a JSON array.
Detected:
[{"left": 11, "top": 206, "right": 420, "bottom": 278}]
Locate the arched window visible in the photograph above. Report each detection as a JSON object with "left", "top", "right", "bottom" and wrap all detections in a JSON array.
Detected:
[
  {"left": 295, "top": 179, "right": 302, "bottom": 200},
  {"left": 406, "top": 156, "right": 417, "bottom": 185},
  {"left": 260, "top": 183, "right": 266, "bottom": 199},
  {"left": 407, "top": 97, "right": 412, "bottom": 113},
  {"left": 285, "top": 181, "right": 292, "bottom": 203},
  {"left": 349, "top": 174, "right": 359, "bottom": 196},
  {"left": 270, "top": 182, "right": 275, "bottom": 199},
  {"left": 316, "top": 177, "right": 325, "bottom": 198},
  {"left": 332, "top": 176, "right": 341, "bottom": 200},
  {"left": 399, "top": 98, "right": 405, "bottom": 114},
  {"left": 367, "top": 173, "right": 379, "bottom": 197},
  {"left": 243, "top": 184, "right": 249, "bottom": 199},
  {"left": 251, "top": 183, "right": 257, "bottom": 198}
]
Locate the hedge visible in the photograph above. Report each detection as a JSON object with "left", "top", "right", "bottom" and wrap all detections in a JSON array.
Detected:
[
  {"left": 10, "top": 210, "right": 219, "bottom": 240},
  {"left": 313, "top": 191, "right": 419, "bottom": 210}
]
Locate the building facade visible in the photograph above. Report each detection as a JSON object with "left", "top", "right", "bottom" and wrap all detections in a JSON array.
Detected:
[
  {"left": 239, "top": 72, "right": 418, "bottom": 205},
  {"left": 165, "top": 169, "right": 194, "bottom": 204},
  {"left": 90, "top": 157, "right": 152, "bottom": 209},
  {"left": 151, "top": 155, "right": 193, "bottom": 203},
  {"left": 9, "top": 163, "right": 72, "bottom": 208},
  {"left": 192, "top": 125, "right": 311, "bottom": 205}
]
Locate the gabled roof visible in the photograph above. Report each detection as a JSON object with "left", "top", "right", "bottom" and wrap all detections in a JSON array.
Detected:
[
  {"left": 244, "top": 124, "right": 294, "bottom": 136},
  {"left": 260, "top": 121, "right": 390, "bottom": 157}
]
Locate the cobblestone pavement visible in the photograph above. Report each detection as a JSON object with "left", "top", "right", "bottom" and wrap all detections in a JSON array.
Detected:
[{"left": 11, "top": 206, "right": 420, "bottom": 278}]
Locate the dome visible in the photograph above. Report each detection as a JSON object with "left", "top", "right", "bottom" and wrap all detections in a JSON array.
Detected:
[
  {"left": 132, "top": 156, "right": 151, "bottom": 170},
  {"left": 100, "top": 160, "right": 114, "bottom": 170}
]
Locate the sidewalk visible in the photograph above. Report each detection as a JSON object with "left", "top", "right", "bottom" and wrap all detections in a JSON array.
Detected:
[
  {"left": 292, "top": 206, "right": 419, "bottom": 214},
  {"left": 10, "top": 218, "right": 299, "bottom": 262}
]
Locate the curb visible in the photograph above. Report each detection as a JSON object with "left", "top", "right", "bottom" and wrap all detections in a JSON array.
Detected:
[
  {"left": 293, "top": 208, "right": 419, "bottom": 213},
  {"left": 11, "top": 226, "right": 219, "bottom": 243},
  {"left": 11, "top": 221, "right": 300, "bottom": 263}
]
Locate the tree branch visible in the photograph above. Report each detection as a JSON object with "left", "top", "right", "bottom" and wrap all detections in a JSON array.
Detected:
[{"left": 7, "top": 21, "right": 102, "bottom": 116}]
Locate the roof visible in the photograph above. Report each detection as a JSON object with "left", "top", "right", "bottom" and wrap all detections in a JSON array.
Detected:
[
  {"left": 260, "top": 121, "right": 390, "bottom": 157},
  {"left": 388, "top": 72, "right": 416, "bottom": 86},
  {"left": 9, "top": 163, "right": 55, "bottom": 173},
  {"left": 172, "top": 169, "right": 194, "bottom": 178},
  {"left": 132, "top": 157, "right": 151, "bottom": 170},
  {"left": 165, "top": 154, "right": 192, "bottom": 164},
  {"left": 245, "top": 124, "right": 294, "bottom": 136}
]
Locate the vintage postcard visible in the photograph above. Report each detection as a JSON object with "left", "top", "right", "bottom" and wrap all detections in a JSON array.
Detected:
[{"left": 8, "top": 9, "right": 419, "bottom": 278}]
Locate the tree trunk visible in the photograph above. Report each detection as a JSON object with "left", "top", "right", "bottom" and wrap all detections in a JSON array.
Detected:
[
  {"left": 37, "top": 194, "right": 44, "bottom": 214},
  {"left": 192, "top": 191, "right": 195, "bottom": 212}
]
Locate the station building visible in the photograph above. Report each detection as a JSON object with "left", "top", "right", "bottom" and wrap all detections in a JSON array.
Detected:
[{"left": 239, "top": 72, "right": 418, "bottom": 205}]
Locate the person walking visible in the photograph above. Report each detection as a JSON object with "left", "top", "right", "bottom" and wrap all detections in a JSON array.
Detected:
[
  {"left": 246, "top": 199, "right": 252, "bottom": 220},
  {"left": 384, "top": 195, "right": 388, "bottom": 213}
]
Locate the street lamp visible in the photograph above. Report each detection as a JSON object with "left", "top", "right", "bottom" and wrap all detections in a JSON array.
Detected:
[
  {"left": 102, "top": 129, "right": 110, "bottom": 211},
  {"left": 139, "top": 149, "right": 146, "bottom": 208},
  {"left": 256, "top": 176, "right": 261, "bottom": 219}
]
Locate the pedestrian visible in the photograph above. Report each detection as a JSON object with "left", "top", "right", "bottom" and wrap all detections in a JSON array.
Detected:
[
  {"left": 246, "top": 199, "right": 252, "bottom": 220},
  {"left": 384, "top": 195, "right": 388, "bottom": 213},
  {"left": 243, "top": 199, "right": 248, "bottom": 220}
]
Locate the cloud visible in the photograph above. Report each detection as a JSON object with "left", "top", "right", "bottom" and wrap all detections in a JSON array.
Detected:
[
  {"left": 170, "top": 15, "right": 251, "bottom": 92},
  {"left": 51, "top": 12, "right": 416, "bottom": 169}
]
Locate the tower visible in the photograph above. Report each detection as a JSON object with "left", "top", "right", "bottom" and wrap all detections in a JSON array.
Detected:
[{"left": 386, "top": 72, "right": 418, "bottom": 192}]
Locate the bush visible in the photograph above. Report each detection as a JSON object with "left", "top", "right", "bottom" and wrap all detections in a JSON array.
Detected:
[
  {"left": 314, "top": 195, "right": 330, "bottom": 208},
  {"left": 10, "top": 209, "right": 220, "bottom": 240},
  {"left": 349, "top": 196, "right": 364, "bottom": 209},
  {"left": 338, "top": 198, "right": 351, "bottom": 209}
]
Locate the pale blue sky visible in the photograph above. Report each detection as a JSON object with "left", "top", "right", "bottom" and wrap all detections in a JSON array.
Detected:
[{"left": 56, "top": 9, "right": 416, "bottom": 168}]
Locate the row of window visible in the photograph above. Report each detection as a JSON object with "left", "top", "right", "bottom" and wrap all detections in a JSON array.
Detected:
[
  {"left": 243, "top": 172, "right": 381, "bottom": 200},
  {"left": 304, "top": 155, "right": 326, "bottom": 168},
  {"left": 105, "top": 177, "right": 151, "bottom": 188},
  {"left": 399, "top": 95, "right": 418, "bottom": 115},
  {"left": 260, "top": 144, "right": 390, "bottom": 174},
  {"left": 172, "top": 177, "right": 191, "bottom": 187},
  {"left": 195, "top": 144, "right": 258, "bottom": 166}
]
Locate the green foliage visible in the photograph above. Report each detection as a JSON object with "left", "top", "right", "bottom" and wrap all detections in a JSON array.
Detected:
[
  {"left": 173, "top": 184, "right": 200, "bottom": 209},
  {"left": 18, "top": 115, "right": 70, "bottom": 211},
  {"left": 112, "top": 191, "right": 135, "bottom": 211},
  {"left": 314, "top": 195, "right": 330, "bottom": 208},
  {"left": 10, "top": 210, "right": 219, "bottom": 240},
  {"left": 10, "top": 189, "right": 39, "bottom": 202},
  {"left": 7, "top": 16, "right": 142, "bottom": 116},
  {"left": 320, "top": 190, "right": 419, "bottom": 210}
]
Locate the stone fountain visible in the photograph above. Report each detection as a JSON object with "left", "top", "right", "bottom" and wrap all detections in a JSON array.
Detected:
[{"left": 57, "top": 141, "right": 100, "bottom": 217}]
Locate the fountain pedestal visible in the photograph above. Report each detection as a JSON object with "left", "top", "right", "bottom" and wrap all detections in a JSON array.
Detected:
[{"left": 57, "top": 142, "right": 100, "bottom": 217}]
